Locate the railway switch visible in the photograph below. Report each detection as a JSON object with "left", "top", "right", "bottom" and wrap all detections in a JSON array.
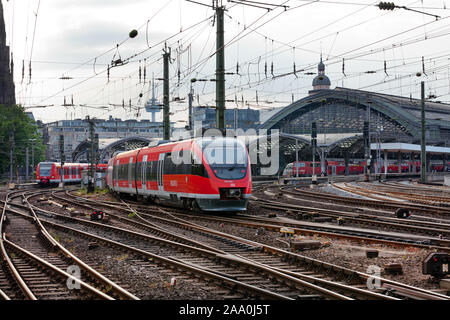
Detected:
[
  {"left": 90, "top": 210, "right": 104, "bottom": 221},
  {"left": 422, "top": 253, "right": 449, "bottom": 278}
]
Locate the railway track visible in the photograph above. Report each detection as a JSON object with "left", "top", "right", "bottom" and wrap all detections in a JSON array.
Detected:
[
  {"left": 0, "top": 188, "right": 138, "bottom": 300},
  {"left": 21, "top": 191, "right": 341, "bottom": 300},
  {"left": 289, "top": 185, "right": 450, "bottom": 219},
  {"left": 267, "top": 186, "right": 450, "bottom": 238},
  {"left": 33, "top": 188, "right": 450, "bottom": 300},
  {"left": 337, "top": 182, "right": 450, "bottom": 207},
  {"left": 380, "top": 181, "right": 450, "bottom": 194},
  {"left": 248, "top": 192, "right": 450, "bottom": 251}
]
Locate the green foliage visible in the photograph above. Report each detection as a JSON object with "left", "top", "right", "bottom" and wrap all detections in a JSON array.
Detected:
[{"left": 0, "top": 104, "right": 46, "bottom": 175}]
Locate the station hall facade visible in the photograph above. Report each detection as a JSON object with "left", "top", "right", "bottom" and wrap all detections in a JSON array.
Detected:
[{"left": 259, "top": 57, "right": 450, "bottom": 174}]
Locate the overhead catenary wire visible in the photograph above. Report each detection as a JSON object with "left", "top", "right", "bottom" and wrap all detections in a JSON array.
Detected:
[{"left": 21, "top": 0, "right": 450, "bottom": 123}]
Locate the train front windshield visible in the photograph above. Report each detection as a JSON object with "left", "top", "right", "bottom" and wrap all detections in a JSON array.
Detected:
[
  {"left": 201, "top": 139, "right": 248, "bottom": 180},
  {"left": 39, "top": 164, "right": 52, "bottom": 176}
]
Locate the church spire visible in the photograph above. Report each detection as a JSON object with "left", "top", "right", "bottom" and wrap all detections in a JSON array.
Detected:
[
  {"left": 0, "top": 1, "right": 6, "bottom": 46},
  {"left": 0, "top": 0, "right": 16, "bottom": 105}
]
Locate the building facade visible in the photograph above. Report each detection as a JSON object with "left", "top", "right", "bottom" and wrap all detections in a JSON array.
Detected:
[
  {"left": 0, "top": 1, "right": 15, "bottom": 105},
  {"left": 41, "top": 116, "right": 172, "bottom": 162},
  {"left": 193, "top": 107, "right": 260, "bottom": 130},
  {"left": 259, "top": 57, "right": 450, "bottom": 174}
]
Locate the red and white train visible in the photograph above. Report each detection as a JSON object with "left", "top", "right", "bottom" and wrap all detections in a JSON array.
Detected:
[
  {"left": 283, "top": 160, "right": 450, "bottom": 177},
  {"left": 36, "top": 162, "right": 107, "bottom": 186},
  {"left": 106, "top": 137, "right": 252, "bottom": 212}
]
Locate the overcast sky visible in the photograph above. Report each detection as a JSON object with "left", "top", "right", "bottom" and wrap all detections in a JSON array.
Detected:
[{"left": 3, "top": 0, "right": 450, "bottom": 125}]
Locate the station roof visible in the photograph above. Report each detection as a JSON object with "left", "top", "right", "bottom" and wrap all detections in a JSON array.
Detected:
[{"left": 370, "top": 143, "right": 450, "bottom": 154}]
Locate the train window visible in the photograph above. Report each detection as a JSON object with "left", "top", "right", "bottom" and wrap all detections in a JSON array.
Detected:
[
  {"left": 173, "top": 150, "right": 190, "bottom": 174},
  {"left": 203, "top": 140, "right": 247, "bottom": 180},
  {"left": 130, "top": 162, "right": 135, "bottom": 182},
  {"left": 146, "top": 161, "right": 156, "bottom": 181},
  {"left": 189, "top": 151, "right": 206, "bottom": 177},
  {"left": 123, "top": 164, "right": 127, "bottom": 180},
  {"left": 38, "top": 163, "right": 52, "bottom": 176},
  {"left": 113, "top": 165, "right": 117, "bottom": 180},
  {"left": 191, "top": 163, "right": 208, "bottom": 177},
  {"left": 136, "top": 162, "right": 141, "bottom": 181},
  {"left": 144, "top": 161, "right": 149, "bottom": 181},
  {"left": 164, "top": 154, "right": 177, "bottom": 174},
  {"left": 151, "top": 161, "right": 157, "bottom": 180},
  {"left": 118, "top": 164, "right": 124, "bottom": 180}
]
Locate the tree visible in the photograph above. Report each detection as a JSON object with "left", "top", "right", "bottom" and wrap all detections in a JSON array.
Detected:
[{"left": 0, "top": 104, "right": 46, "bottom": 177}]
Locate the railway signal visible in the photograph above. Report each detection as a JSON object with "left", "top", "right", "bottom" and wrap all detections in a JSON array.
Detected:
[
  {"left": 90, "top": 210, "right": 104, "bottom": 221},
  {"left": 395, "top": 208, "right": 411, "bottom": 218},
  {"left": 423, "top": 253, "right": 449, "bottom": 278}
]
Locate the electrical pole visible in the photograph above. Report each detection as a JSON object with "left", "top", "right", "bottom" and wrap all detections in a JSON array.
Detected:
[
  {"left": 163, "top": 46, "right": 171, "bottom": 141},
  {"left": 215, "top": 1, "right": 225, "bottom": 130},
  {"left": 31, "top": 143, "right": 35, "bottom": 176},
  {"left": 188, "top": 82, "right": 193, "bottom": 131},
  {"left": 94, "top": 133, "right": 99, "bottom": 168},
  {"left": 26, "top": 147, "right": 29, "bottom": 182},
  {"left": 312, "top": 122, "right": 317, "bottom": 184},
  {"left": 363, "top": 121, "right": 370, "bottom": 181},
  {"left": 421, "top": 81, "right": 426, "bottom": 183},
  {"left": 59, "top": 134, "right": 65, "bottom": 188},
  {"left": 9, "top": 132, "right": 14, "bottom": 184},
  {"left": 86, "top": 116, "right": 95, "bottom": 193}
]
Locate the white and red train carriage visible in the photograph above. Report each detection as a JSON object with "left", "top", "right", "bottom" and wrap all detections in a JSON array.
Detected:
[
  {"left": 36, "top": 162, "right": 107, "bottom": 186},
  {"left": 107, "top": 137, "right": 252, "bottom": 212}
]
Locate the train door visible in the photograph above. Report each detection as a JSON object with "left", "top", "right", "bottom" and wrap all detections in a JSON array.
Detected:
[
  {"left": 332, "top": 166, "right": 336, "bottom": 176},
  {"left": 128, "top": 157, "right": 133, "bottom": 190},
  {"left": 115, "top": 160, "right": 119, "bottom": 187},
  {"left": 141, "top": 155, "right": 148, "bottom": 193},
  {"left": 157, "top": 153, "right": 164, "bottom": 193}
]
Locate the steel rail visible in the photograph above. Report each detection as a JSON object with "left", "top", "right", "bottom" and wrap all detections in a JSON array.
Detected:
[
  {"left": 250, "top": 199, "right": 450, "bottom": 251},
  {"left": 136, "top": 205, "right": 450, "bottom": 300},
  {"left": 13, "top": 195, "right": 299, "bottom": 299},
  {"left": 34, "top": 193, "right": 373, "bottom": 299},
  {"left": 20, "top": 195, "right": 140, "bottom": 300},
  {"left": 266, "top": 188, "right": 450, "bottom": 235},
  {"left": 3, "top": 238, "right": 114, "bottom": 300},
  {"left": 57, "top": 189, "right": 449, "bottom": 300},
  {"left": 288, "top": 186, "right": 450, "bottom": 226},
  {"left": 337, "top": 183, "right": 450, "bottom": 207},
  {"left": 0, "top": 193, "right": 37, "bottom": 300},
  {"left": 35, "top": 216, "right": 293, "bottom": 300},
  {"left": 0, "top": 288, "right": 9, "bottom": 300}
]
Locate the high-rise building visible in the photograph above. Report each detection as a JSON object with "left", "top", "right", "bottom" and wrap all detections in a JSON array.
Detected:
[
  {"left": 0, "top": 1, "right": 15, "bottom": 105},
  {"left": 193, "top": 107, "right": 260, "bottom": 130}
]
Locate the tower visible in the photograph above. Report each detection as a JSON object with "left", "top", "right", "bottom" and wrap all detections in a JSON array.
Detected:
[
  {"left": 144, "top": 74, "right": 161, "bottom": 122},
  {"left": 0, "top": 0, "right": 15, "bottom": 105},
  {"left": 311, "top": 54, "right": 331, "bottom": 92}
]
